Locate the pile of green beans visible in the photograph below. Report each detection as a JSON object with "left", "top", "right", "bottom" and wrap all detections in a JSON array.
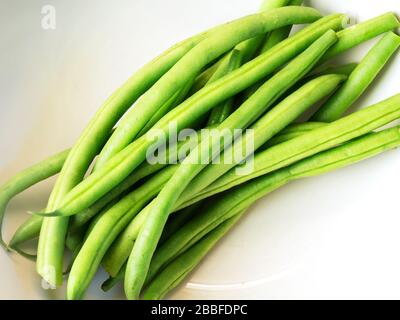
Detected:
[{"left": 1, "top": 0, "right": 399, "bottom": 300}]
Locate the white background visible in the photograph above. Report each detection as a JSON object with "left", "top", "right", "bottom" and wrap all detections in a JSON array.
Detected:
[{"left": 0, "top": 0, "right": 399, "bottom": 299}]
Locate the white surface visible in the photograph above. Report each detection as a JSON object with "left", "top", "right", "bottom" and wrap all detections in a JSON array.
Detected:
[{"left": 0, "top": 0, "right": 399, "bottom": 300}]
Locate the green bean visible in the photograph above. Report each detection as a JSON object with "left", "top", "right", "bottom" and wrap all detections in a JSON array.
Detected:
[
  {"left": 322, "top": 12, "right": 400, "bottom": 61},
  {"left": 136, "top": 80, "right": 195, "bottom": 138},
  {"left": 264, "top": 122, "right": 327, "bottom": 147},
  {"left": 93, "top": 7, "right": 321, "bottom": 170},
  {"left": 144, "top": 213, "right": 244, "bottom": 300},
  {"left": 144, "top": 125, "right": 400, "bottom": 299},
  {"left": 103, "top": 73, "right": 345, "bottom": 277},
  {"left": 102, "top": 266, "right": 125, "bottom": 292},
  {"left": 9, "top": 215, "right": 43, "bottom": 249},
  {"left": 0, "top": 149, "right": 69, "bottom": 250},
  {"left": 182, "top": 93, "right": 400, "bottom": 207},
  {"left": 312, "top": 32, "right": 400, "bottom": 122},
  {"left": 207, "top": 50, "right": 243, "bottom": 126},
  {"left": 39, "top": 12, "right": 340, "bottom": 220},
  {"left": 123, "top": 31, "right": 338, "bottom": 300},
  {"left": 311, "top": 62, "right": 358, "bottom": 77},
  {"left": 259, "top": 0, "right": 304, "bottom": 54}
]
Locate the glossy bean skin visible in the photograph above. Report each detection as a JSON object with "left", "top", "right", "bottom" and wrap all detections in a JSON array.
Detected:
[
  {"left": 0, "top": 149, "right": 69, "bottom": 249},
  {"left": 183, "top": 93, "right": 400, "bottom": 207},
  {"left": 94, "top": 7, "right": 322, "bottom": 170},
  {"left": 102, "top": 73, "right": 345, "bottom": 277},
  {"left": 40, "top": 13, "right": 342, "bottom": 220},
  {"left": 123, "top": 31, "right": 338, "bottom": 300},
  {"left": 312, "top": 32, "right": 400, "bottom": 122},
  {"left": 144, "top": 125, "right": 400, "bottom": 300}
]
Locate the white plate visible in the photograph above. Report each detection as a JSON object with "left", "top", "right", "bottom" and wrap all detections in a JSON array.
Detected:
[{"left": 0, "top": 0, "right": 399, "bottom": 300}]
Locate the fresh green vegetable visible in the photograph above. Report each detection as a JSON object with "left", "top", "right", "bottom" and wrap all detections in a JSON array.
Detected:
[
  {"left": 322, "top": 12, "right": 400, "bottom": 61},
  {"left": 94, "top": 7, "right": 321, "bottom": 171},
  {"left": 0, "top": 149, "right": 69, "bottom": 250},
  {"left": 103, "top": 56, "right": 345, "bottom": 279},
  {"left": 183, "top": 93, "right": 400, "bottom": 207},
  {"left": 123, "top": 31, "right": 339, "bottom": 300},
  {"left": 313, "top": 32, "right": 400, "bottom": 121}
]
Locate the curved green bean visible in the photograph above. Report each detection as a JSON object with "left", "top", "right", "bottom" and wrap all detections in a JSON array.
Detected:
[
  {"left": 0, "top": 149, "right": 69, "bottom": 250},
  {"left": 322, "top": 12, "right": 400, "bottom": 61},
  {"left": 312, "top": 32, "right": 400, "bottom": 122}
]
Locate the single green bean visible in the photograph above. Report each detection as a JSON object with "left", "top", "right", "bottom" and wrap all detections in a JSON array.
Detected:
[
  {"left": 322, "top": 12, "right": 400, "bottom": 61},
  {"left": 124, "top": 31, "right": 338, "bottom": 300},
  {"left": 207, "top": 50, "right": 243, "bottom": 126},
  {"left": 40, "top": 13, "right": 341, "bottom": 220},
  {"left": 144, "top": 125, "right": 400, "bottom": 299},
  {"left": 0, "top": 149, "right": 69, "bottom": 250},
  {"left": 312, "top": 32, "right": 400, "bottom": 122}
]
